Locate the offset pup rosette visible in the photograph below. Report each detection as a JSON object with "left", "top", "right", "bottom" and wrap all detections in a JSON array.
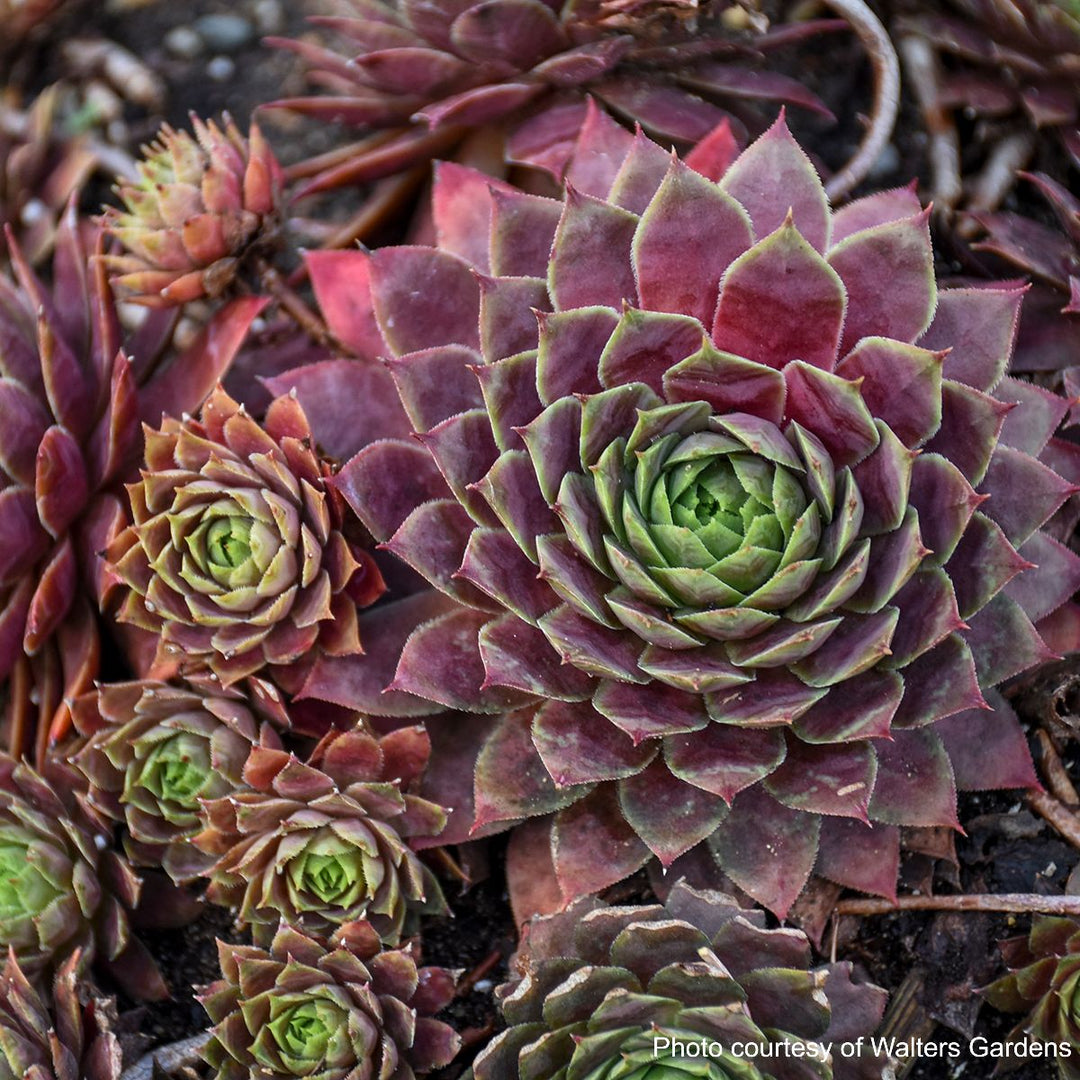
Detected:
[
  {"left": 984, "top": 915, "right": 1080, "bottom": 1078},
  {"left": 305, "top": 110, "right": 1080, "bottom": 916},
  {"left": 195, "top": 726, "right": 448, "bottom": 944},
  {"left": 101, "top": 115, "right": 284, "bottom": 307},
  {"left": 106, "top": 386, "right": 385, "bottom": 686},
  {"left": 199, "top": 920, "right": 460, "bottom": 1080},
  {"left": 70, "top": 677, "right": 285, "bottom": 882},
  {"left": 470, "top": 881, "right": 888, "bottom": 1080}
]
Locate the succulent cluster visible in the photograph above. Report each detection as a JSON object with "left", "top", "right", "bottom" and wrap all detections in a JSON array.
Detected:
[
  {"left": 5, "top": 2, "right": 1080, "bottom": 1077},
  {"left": 101, "top": 115, "right": 283, "bottom": 307},
  {"left": 307, "top": 112, "right": 1080, "bottom": 916},
  {"left": 984, "top": 915, "right": 1080, "bottom": 1077},
  {"left": 472, "top": 881, "right": 888, "bottom": 1080},
  {"left": 200, "top": 920, "right": 460, "bottom": 1080},
  {"left": 268, "top": 0, "right": 839, "bottom": 194}
]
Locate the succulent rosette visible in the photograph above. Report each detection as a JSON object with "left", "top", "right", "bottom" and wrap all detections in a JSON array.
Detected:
[
  {"left": 195, "top": 726, "right": 448, "bottom": 944},
  {"left": 101, "top": 115, "right": 283, "bottom": 307},
  {"left": 0, "top": 754, "right": 167, "bottom": 1000},
  {"left": 0, "top": 947, "right": 122, "bottom": 1080},
  {"left": 69, "top": 677, "right": 286, "bottom": 882},
  {"left": 304, "top": 111, "right": 1080, "bottom": 916},
  {"left": 200, "top": 919, "right": 460, "bottom": 1080},
  {"left": 268, "top": 0, "right": 841, "bottom": 194},
  {"left": 0, "top": 88, "right": 98, "bottom": 265},
  {"left": 983, "top": 915, "right": 1080, "bottom": 1077},
  {"left": 105, "top": 385, "right": 385, "bottom": 687},
  {"left": 470, "top": 880, "right": 888, "bottom": 1080}
]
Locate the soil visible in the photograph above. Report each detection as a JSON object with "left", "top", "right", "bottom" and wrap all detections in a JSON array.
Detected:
[{"left": 12, "top": 1, "right": 1080, "bottom": 1078}]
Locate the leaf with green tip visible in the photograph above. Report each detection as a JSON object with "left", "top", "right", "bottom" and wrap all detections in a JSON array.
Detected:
[
  {"left": 549, "top": 187, "right": 639, "bottom": 310},
  {"left": 674, "top": 605, "right": 779, "bottom": 641},
  {"left": 536, "top": 535, "right": 620, "bottom": 627},
  {"left": 637, "top": 642, "right": 754, "bottom": 692},
  {"left": 478, "top": 274, "right": 549, "bottom": 365},
  {"left": 618, "top": 759, "right": 728, "bottom": 865},
  {"left": 518, "top": 396, "right": 583, "bottom": 505},
  {"left": 665, "top": 724, "right": 786, "bottom": 803},
  {"left": 836, "top": 337, "right": 944, "bottom": 448},
  {"left": 790, "top": 608, "right": 898, "bottom": 687},
  {"left": 850, "top": 423, "right": 916, "bottom": 535},
  {"left": 385, "top": 345, "right": 484, "bottom": 433},
  {"left": 532, "top": 699, "right": 657, "bottom": 786},
  {"left": 711, "top": 222, "right": 846, "bottom": 371},
  {"left": 709, "top": 785, "right": 820, "bottom": 918},
  {"left": 725, "top": 617, "right": 841, "bottom": 668},
  {"left": 473, "top": 449, "right": 560, "bottom": 561},
  {"left": 597, "top": 307, "right": 704, "bottom": 394},
  {"left": 633, "top": 157, "right": 752, "bottom": 324},
  {"left": 846, "top": 507, "right": 926, "bottom": 613},
  {"left": 489, "top": 187, "right": 563, "bottom": 278},
  {"left": 579, "top": 383, "right": 662, "bottom": 467},
  {"left": 608, "top": 588, "right": 713, "bottom": 649},
  {"left": 663, "top": 341, "right": 786, "bottom": 425},
  {"left": 828, "top": 209, "right": 936, "bottom": 354},
  {"left": 783, "top": 361, "right": 879, "bottom": 468},
  {"left": 719, "top": 113, "right": 830, "bottom": 252},
  {"left": 474, "top": 350, "right": 542, "bottom": 452}
]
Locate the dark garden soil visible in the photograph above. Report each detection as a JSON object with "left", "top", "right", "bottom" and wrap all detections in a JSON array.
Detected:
[{"left": 20, "top": 2, "right": 1079, "bottom": 1078}]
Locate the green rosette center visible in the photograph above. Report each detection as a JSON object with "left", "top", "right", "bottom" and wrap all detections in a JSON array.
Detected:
[
  {"left": 288, "top": 832, "right": 368, "bottom": 911},
  {"left": 0, "top": 840, "right": 63, "bottom": 921},
  {"left": 132, "top": 731, "right": 213, "bottom": 809}
]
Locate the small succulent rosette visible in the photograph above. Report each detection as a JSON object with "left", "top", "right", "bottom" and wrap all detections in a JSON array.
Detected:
[
  {"left": 196, "top": 726, "right": 448, "bottom": 945},
  {"left": 267, "top": 0, "right": 836, "bottom": 193},
  {"left": 0, "top": 755, "right": 170, "bottom": 1000},
  {"left": 470, "top": 881, "right": 889, "bottom": 1080},
  {"left": 0, "top": 946, "right": 122, "bottom": 1080},
  {"left": 101, "top": 114, "right": 283, "bottom": 306},
  {"left": 199, "top": 920, "right": 461, "bottom": 1080},
  {"left": 306, "top": 109, "right": 1080, "bottom": 916},
  {"left": 106, "top": 385, "right": 385, "bottom": 686},
  {"left": 984, "top": 915, "right": 1080, "bottom": 1077},
  {"left": 69, "top": 676, "right": 286, "bottom": 882}
]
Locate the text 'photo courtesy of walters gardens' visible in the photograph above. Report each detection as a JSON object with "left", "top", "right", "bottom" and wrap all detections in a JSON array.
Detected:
[{"left": 1, "top": 1, "right": 1080, "bottom": 1079}]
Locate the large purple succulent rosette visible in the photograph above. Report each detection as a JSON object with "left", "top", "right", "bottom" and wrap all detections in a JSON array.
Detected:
[{"left": 303, "top": 111, "right": 1080, "bottom": 917}]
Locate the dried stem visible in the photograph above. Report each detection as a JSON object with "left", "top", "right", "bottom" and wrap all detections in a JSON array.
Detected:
[
  {"left": 898, "top": 33, "right": 962, "bottom": 208},
  {"left": 835, "top": 892, "right": 1080, "bottom": 916},
  {"left": 821, "top": 0, "right": 901, "bottom": 200},
  {"left": 1036, "top": 729, "right": 1080, "bottom": 806},
  {"left": 456, "top": 948, "right": 503, "bottom": 997},
  {"left": 256, "top": 258, "right": 335, "bottom": 347},
  {"left": 1028, "top": 788, "right": 1080, "bottom": 850},
  {"left": 966, "top": 129, "right": 1036, "bottom": 215}
]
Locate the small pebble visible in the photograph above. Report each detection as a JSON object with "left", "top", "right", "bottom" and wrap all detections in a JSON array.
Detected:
[
  {"left": 164, "top": 25, "right": 203, "bottom": 59},
  {"left": 207, "top": 55, "right": 236, "bottom": 82},
  {"left": 253, "top": 0, "right": 285, "bottom": 34},
  {"left": 194, "top": 13, "right": 254, "bottom": 52}
]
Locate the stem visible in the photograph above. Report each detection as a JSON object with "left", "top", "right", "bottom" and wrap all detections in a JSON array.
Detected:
[
  {"left": 898, "top": 32, "right": 963, "bottom": 208},
  {"left": 821, "top": 0, "right": 901, "bottom": 200},
  {"left": 1036, "top": 729, "right": 1080, "bottom": 806},
  {"left": 967, "top": 129, "right": 1035, "bottom": 215},
  {"left": 1028, "top": 788, "right": 1080, "bottom": 850},
  {"left": 836, "top": 893, "right": 1080, "bottom": 916},
  {"left": 256, "top": 258, "right": 335, "bottom": 347},
  {"left": 456, "top": 948, "right": 503, "bottom": 997}
]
